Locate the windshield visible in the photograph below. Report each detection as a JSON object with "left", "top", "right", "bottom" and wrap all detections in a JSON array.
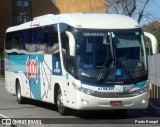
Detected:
[{"left": 75, "top": 29, "right": 147, "bottom": 84}]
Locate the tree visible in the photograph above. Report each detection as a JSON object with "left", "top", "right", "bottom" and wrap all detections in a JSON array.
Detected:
[
  {"left": 155, "top": 27, "right": 160, "bottom": 52},
  {"left": 142, "top": 22, "right": 160, "bottom": 53},
  {"left": 107, "top": 0, "right": 156, "bottom": 24}
]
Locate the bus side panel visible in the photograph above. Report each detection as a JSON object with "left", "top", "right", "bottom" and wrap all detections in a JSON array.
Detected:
[
  {"left": 40, "top": 54, "right": 67, "bottom": 104},
  {"left": 17, "top": 71, "right": 30, "bottom": 98},
  {"left": 65, "top": 73, "right": 76, "bottom": 108},
  {"left": 5, "top": 53, "right": 68, "bottom": 104},
  {"left": 26, "top": 54, "right": 44, "bottom": 101},
  {"left": 5, "top": 54, "right": 30, "bottom": 97},
  {"left": 40, "top": 54, "right": 53, "bottom": 103},
  {"left": 5, "top": 53, "right": 16, "bottom": 94},
  {"left": 5, "top": 71, "right": 17, "bottom": 95}
]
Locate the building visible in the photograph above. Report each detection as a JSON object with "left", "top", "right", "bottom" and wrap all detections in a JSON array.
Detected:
[
  {"left": 55, "top": 0, "right": 107, "bottom": 13},
  {"left": 0, "top": 0, "right": 107, "bottom": 53}
]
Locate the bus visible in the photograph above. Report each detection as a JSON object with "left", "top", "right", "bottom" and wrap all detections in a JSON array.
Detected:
[{"left": 4, "top": 13, "right": 158, "bottom": 115}]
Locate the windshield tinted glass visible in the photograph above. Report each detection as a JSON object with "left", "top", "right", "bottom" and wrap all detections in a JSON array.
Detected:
[{"left": 74, "top": 29, "right": 147, "bottom": 83}]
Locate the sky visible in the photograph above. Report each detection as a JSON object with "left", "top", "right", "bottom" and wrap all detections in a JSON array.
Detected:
[
  {"left": 108, "top": 0, "right": 160, "bottom": 26},
  {"left": 141, "top": 0, "right": 160, "bottom": 25}
]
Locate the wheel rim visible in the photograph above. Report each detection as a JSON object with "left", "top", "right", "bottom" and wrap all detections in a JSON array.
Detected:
[
  {"left": 57, "top": 90, "right": 63, "bottom": 110},
  {"left": 17, "top": 85, "right": 21, "bottom": 100}
]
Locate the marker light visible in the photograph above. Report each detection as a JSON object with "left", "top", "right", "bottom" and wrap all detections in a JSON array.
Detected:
[
  {"left": 81, "top": 99, "right": 89, "bottom": 105},
  {"left": 141, "top": 99, "right": 146, "bottom": 105}
]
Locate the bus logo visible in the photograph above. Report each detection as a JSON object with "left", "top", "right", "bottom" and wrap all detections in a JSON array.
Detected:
[
  {"left": 124, "top": 86, "right": 132, "bottom": 90},
  {"left": 114, "top": 93, "right": 119, "bottom": 98},
  {"left": 26, "top": 56, "right": 38, "bottom": 83}
]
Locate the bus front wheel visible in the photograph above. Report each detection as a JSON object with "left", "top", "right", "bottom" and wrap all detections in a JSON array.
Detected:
[
  {"left": 16, "top": 81, "right": 25, "bottom": 104},
  {"left": 56, "top": 88, "right": 67, "bottom": 115}
]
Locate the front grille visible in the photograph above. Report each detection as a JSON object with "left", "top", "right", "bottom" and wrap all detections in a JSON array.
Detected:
[{"left": 91, "top": 91, "right": 139, "bottom": 98}]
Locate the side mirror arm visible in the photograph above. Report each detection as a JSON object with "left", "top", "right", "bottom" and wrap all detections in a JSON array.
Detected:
[{"left": 144, "top": 32, "right": 158, "bottom": 54}]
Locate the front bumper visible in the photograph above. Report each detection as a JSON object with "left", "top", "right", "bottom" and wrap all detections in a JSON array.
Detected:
[{"left": 75, "top": 90, "right": 149, "bottom": 110}]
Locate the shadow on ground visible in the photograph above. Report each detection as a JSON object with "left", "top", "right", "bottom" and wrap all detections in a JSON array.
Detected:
[{"left": 23, "top": 98, "right": 160, "bottom": 121}]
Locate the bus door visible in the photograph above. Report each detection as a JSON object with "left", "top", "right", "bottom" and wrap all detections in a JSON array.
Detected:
[
  {"left": 65, "top": 50, "right": 76, "bottom": 108},
  {"left": 66, "top": 73, "right": 76, "bottom": 108}
]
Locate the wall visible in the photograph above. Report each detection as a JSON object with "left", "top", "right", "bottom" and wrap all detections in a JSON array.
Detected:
[
  {"left": 32, "top": 0, "right": 59, "bottom": 17},
  {"left": 55, "top": 0, "right": 107, "bottom": 13},
  {"left": 0, "top": 0, "right": 12, "bottom": 50}
]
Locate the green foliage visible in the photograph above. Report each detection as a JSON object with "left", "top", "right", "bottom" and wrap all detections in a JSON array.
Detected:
[
  {"left": 143, "top": 24, "right": 160, "bottom": 53},
  {"left": 154, "top": 27, "right": 160, "bottom": 52}
]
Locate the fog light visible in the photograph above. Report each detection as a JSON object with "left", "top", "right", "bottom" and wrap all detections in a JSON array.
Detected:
[
  {"left": 141, "top": 99, "right": 146, "bottom": 105},
  {"left": 81, "top": 99, "right": 89, "bottom": 105}
]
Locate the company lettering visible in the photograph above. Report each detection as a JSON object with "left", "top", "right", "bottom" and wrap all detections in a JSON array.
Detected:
[
  {"left": 124, "top": 86, "right": 132, "bottom": 90},
  {"left": 26, "top": 57, "right": 38, "bottom": 83}
]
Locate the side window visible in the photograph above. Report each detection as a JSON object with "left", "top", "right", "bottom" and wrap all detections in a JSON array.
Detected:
[
  {"left": 24, "top": 30, "right": 30, "bottom": 51},
  {"left": 25, "top": 27, "right": 47, "bottom": 53},
  {"left": 60, "top": 24, "right": 69, "bottom": 67},
  {"left": 19, "top": 31, "right": 24, "bottom": 50},
  {"left": 36, "top": 27, "right": 47, "bottom": 52},
  {"left": 5, "top": 31, "right": 24, "bottom": 51},
  {"left": 47, "top": 25, "right": 59, "bottom": 54},
  {"left": 5, "top": 32, "right": 13, "bottom": 50},
  {"left": 25, "top": 29, "right": 36, "bottom": 52},
  {"left": 60, "top": 23, "right": 75, "bottom": 75},
  {"left": 12, "top": 32, "right": 23, "bottom": 50}
]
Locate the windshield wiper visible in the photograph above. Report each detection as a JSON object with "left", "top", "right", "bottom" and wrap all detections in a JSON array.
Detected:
[
  {"left": 97, "top": 45, "right": 110, "bottom": 81},
  {"left": 97, "top": 33, "right": 113, "bottom": 81},
  {"left": 96, "top": 55, "right": 109, "bottom": 81}
]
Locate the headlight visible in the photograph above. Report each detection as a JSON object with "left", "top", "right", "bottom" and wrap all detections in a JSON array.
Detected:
[
  {"left": 79, "top": 87, "right": 95, "bottom": 95},
  {"left": 73, "top": 83, "right": 95, "bottom": 95},
  {"left": 133, "top": 86, "right": 148, "bottom": 95}
]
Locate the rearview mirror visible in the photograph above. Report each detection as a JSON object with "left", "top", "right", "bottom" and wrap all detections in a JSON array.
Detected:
[
  {"left": 65, "top": 31, "right": 76, "bottom": 56},
  {"left": 144, "top": 32, "right": 158, "bottom": 54}
]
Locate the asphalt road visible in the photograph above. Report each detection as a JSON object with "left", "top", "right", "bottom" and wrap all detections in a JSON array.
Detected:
[{"left": 0, "top": 80, "right": 159, "bottom": 127}]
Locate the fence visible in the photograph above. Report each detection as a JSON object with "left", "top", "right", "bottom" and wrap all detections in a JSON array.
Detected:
[{"left": 148, "top": 53, "right": 160, "bottom": 103}]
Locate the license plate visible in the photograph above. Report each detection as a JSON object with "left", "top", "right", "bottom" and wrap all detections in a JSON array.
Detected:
[{"left": 110, "top": 101, "right": 122, "bottom": 106}]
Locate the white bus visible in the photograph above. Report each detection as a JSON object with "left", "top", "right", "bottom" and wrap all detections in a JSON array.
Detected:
[{"left": 4, "top": 13, "right": 158, "bottom": 115}]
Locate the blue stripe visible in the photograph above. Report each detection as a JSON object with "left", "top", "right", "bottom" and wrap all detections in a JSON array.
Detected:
[
  {"left": 81, "top": 81, "right": 115, "bottom": 87},
  {"left": 81, "top": 81, "right": 147, "bottom": 88}
]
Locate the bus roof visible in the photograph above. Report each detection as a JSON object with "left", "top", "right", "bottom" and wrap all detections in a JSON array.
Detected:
[{"left": 6, "top": 13, "right": 140, "bottom": 32}]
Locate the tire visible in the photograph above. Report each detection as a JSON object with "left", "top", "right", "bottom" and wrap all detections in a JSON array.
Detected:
[
  {"left": 16, "top": 81, "right": 25, "bottom": 104},
  {"left": 56, "top": 88, "right": 67, "bottom": 115},
  {"left": 114, "top": 109, "right": 128, "bottom": 115}
]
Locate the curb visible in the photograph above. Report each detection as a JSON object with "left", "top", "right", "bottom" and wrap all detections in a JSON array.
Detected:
[{"left": 148, "top": 102, "right": 160, "bottom": 116}]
